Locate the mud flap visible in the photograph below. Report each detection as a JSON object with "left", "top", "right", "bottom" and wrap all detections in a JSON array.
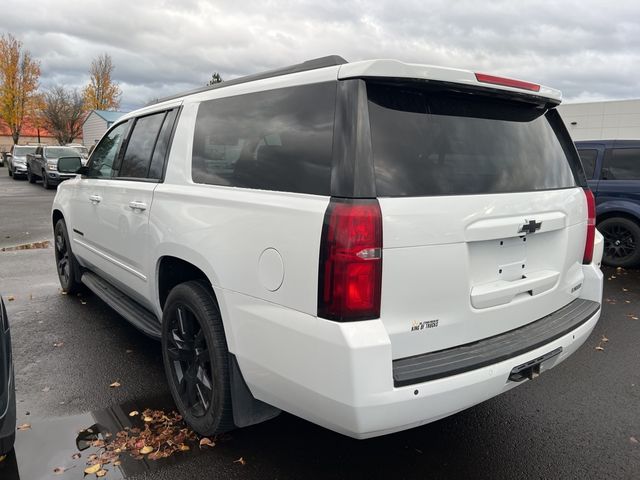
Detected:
[{"left": 229, "top": 354, "right": 281, "bottom": 428}]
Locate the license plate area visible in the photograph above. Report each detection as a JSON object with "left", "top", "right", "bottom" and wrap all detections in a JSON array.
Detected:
[{"left": 508, "top": 347, "right": 562, "bottom": 382}]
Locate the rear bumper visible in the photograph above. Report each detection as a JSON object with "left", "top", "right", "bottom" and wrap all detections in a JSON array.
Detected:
[
  {"left": 393, "top": 298, "right": 599, "bottom": 387},
  {"left": 228, "top": 264, "right": 603, "bottom": 439}
]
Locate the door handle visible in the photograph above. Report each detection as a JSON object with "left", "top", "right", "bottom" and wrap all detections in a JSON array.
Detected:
[
  {"left": 128, "top": 201, "right": 147, "bottom": 212},
  {"left": 89, "top": 195, "right": 102, "bottom": 204}
]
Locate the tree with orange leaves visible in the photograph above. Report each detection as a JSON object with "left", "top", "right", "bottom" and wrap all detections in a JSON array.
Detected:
[
  {"left": 83, "top": 53, "right": 122, "bottom": 111},
  {"left": 0, "top": 33, "right": 41, "bottom": 144}
]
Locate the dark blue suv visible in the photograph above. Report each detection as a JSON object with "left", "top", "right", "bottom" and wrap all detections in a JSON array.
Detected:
[{"left": 576, "top": 140, "right": 640, "bottom": 268}]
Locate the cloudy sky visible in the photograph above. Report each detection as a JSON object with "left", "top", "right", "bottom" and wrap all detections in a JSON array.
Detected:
[{"left": 1, "top": 0, "right": 638, "bottom": 111}]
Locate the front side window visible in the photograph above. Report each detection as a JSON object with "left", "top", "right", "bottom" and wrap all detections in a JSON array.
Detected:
[
  {"left": 603, "top": 148, "right": 640, "bottom": 180},
  {"left": 86, "top": 121, "right": 129, "bottom": 178},
  {"left": 118, "top": 112, "right": 166, "bottom": 179},
  {"left": 192, "top": 82, "right": 336, "bottom": 195}
]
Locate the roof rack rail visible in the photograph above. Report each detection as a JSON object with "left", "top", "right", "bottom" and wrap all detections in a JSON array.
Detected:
[{"left": 148, "top": 55, "right": 348, "bottom": 106}]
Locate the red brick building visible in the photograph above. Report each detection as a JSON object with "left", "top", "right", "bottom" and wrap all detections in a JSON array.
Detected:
[{"left": 0, "top": 118, "right": 82, "bottom": 154}]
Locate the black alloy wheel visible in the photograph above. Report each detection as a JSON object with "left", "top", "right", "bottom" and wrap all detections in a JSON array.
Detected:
[
  {"left": 54, "top": 219, "right": 81, "bottom": 293},
  {"left": 162, "top": 281, "right": 234, "bottom": 436},
  {"left": 599, "top": 217, "right": 640, "bottom": 268},
  {"left": 167, "top": 304, "right": 213, "bottom": 417}
]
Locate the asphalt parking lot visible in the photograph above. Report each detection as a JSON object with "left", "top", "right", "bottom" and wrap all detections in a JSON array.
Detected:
[{"left": 0, "top": 168, "right": 638, "bottom": 479}]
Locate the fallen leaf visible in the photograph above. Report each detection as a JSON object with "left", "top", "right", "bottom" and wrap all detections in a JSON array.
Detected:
[
  {"left": 72, "top": 452, "right": 81, "bottom": 460},
  {"left": 7, "top": 295, "right": 15, "bottom": 301},
  {"left": 622, "top": 288, "right": 629, "bottom": 292},
  {"left": 96, "top": 469, "right": 108, "bottom": 477},
  {"left": 17, "top": 423, "right": 31, "bottom": 431},
  {"left": 53, "top": 342, "right": 64, "bottom": 347},
  {"left": 601, "top": 335, "right": 609, "bottom": 343},
  {"left": 0, "top": 455, "right": 6, "bottom": 463},
  {"left": 53, "top": 466, "right": 66, "bottom": 474},
  {"left": 630, "top": 436, "right": 638, "bottom": 444},
  {"left": 109, "top": 381, "right": 121, "bottom": 388},
  {"left": 88, "top": 454, "right": 98, "bottom": 461},
  {"left": 625, "top": 300, "right": 631, "bottom": 304},
  {"left": 80, "top": 300, "right": 87, "bottom": 305},
  {"left": 143, "top": 416, "right": 153, "bottom": 422},
  {"left": 199, "top": 437, "right": 215, "bottom": 448},
  {"left": 113, "top": 460, "right": 121, "bottom": 466},
  {"left": 179, "top": 444, "right": 190, "bottom": 451},
  {"left": 42, "top": 386, "right": 50, "bottom": 392},
  {"left": 140, "top": 446, "right": 154, "bottom": 455},
  {"left": 129, "top": 410, "right": 139, "bottom": 417},
  {"left": 595, "top": 346, "right": 604, "bottom": 351},
  {"left": 234, "top": 457, "right": 246, "bottom": 466},
  {"left": 60, "top": 291, "right": 68, "bottom": 295},
  {"left": 125, "top": 349, "right": 133, "bottom": 354},
  {"left": 84, "top": 463, "right": 102, "bottom": 475}
]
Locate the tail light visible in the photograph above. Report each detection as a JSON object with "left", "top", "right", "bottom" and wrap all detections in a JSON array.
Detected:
[
  {"left": 318, "top": 198, "right": 382, "bottom": 321},
  {"left": 583, "top": 188, "right": 596, "bottom": 264},
  {"left": 474, "top": 72, "right": 541, "bottom": 92}
]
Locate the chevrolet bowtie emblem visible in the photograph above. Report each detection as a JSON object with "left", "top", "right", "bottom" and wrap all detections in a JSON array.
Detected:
[{"left": 519, "top": 220, "right": 542, "bottom": 234}]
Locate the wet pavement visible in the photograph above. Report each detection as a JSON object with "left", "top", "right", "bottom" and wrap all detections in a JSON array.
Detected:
[{"left": 0, "top": 168, "right": 639, "bottom": 479}]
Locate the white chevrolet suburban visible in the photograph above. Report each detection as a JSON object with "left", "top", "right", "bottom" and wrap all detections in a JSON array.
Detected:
[{"left": 52, "top": 56, "right": 604, "bottom": 439}]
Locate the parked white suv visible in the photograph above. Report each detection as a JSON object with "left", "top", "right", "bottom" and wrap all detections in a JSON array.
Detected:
[{"left": 52, "top": 56, "right": 604, "bottom": 439}]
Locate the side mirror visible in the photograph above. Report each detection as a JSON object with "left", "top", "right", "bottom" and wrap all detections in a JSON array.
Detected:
[{"left": 57, "top": 156, "right": 83, "bottom": 174}]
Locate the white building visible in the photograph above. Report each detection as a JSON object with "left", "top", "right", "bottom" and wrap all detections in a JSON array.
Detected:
[
  {"left": 558, "top": 99, "right": 640, "bottom": 141},
  {"left": 82, "top": 110, "right": 127, "bottom": 147}
]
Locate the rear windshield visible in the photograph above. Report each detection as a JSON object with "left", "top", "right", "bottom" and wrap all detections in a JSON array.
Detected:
[{"left": 367, "top": 82, "right": 578, "bottom": 197}]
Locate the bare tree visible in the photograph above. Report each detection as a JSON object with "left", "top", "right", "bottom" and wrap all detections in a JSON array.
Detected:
[
  {"left": 42, "top": 86, "right": 85, "bottom": 145},
  {"left": 83, "top": 53, "right": 122, "bottom": 110}
]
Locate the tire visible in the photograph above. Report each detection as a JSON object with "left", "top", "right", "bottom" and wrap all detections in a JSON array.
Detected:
[
  {"left": 54, "top": 219, "right": 82, "bottom": 294},
  {"left": 42, "top": 170, "right": 52, "bottom": 189},
  {"left": 27, "top": 166, "right": 35, "bottom": 183},
  {"left": 599, "top": 217, "right": 640, "bottom": 268},
  {"left": 162, "top": 280, "right": 234, "bottom": 436}
]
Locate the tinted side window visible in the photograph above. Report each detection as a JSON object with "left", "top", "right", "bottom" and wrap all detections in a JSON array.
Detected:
[
  {"left": 577, "top": 149, "right": 598, "bottom": 179},
  {"left": 367, "top": 82, "right": 577, "bottom": 197},
  {"left": 192, "top": 82, "right": 336, "bottom": 195},
  {"left": 148, "top": 109, "right": 178, "bottom": 180},
  {"left": 119, "top": 112, "right": 166, "bottom": 178},
  {"left": 86, "top": 121, "right": 129, "bottom": 178},
  {"left": 603, "top": 148, "right": 640, "bottom": 180}
]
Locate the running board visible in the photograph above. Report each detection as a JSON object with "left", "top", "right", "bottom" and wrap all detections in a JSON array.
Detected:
[{"left": 81, "top": 271, "right": 161, "bottom": 339}]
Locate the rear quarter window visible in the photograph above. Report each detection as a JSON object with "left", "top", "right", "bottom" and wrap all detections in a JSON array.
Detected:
[
  {"left": 367, "top": 82, "right": 578, "bottom": 197},
  {"left": 191, "top": 82, "right": 336, "bottom": 196}
]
